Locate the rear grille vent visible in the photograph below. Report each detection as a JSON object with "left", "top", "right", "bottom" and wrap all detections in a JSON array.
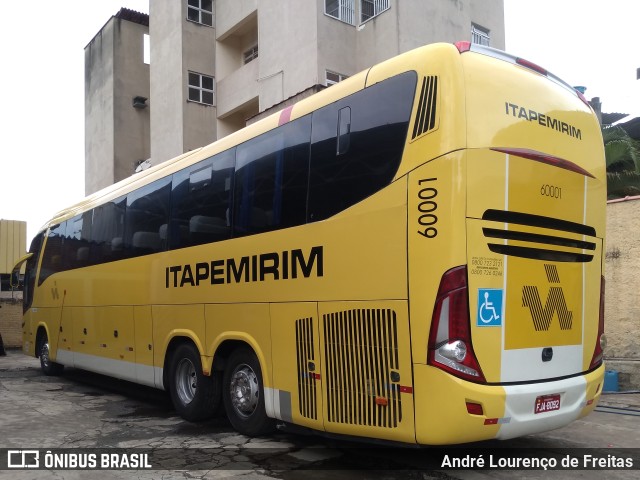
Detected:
[
  {"left": 482, "top": 209, "right": 596, "bottom": 263},
  {"left": 411, "top": 76, "right": 438, "bottom": 139},
  {"left": 323, "top": 309, "right": 402, "bottom": 428},
  {"left": 296, "top": 317, "right": 317, "bottom": 420}
]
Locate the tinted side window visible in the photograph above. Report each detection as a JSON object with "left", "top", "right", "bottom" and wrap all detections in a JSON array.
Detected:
[
  {"left": 90, "top": 197, "right": 126, "bottom": 264},
  {"left": 63, "top": 212, "right": 92, "bottom": 270},
  {"left": 38, "top": 222, "right": 66, "bottom": 285},
  {"left": 234, "top": 115, "right": 311, "bottom": 237},
  {"left": 125, "top": 177, "right": 171, "bottom": 257},
  {"left": 308, "top": 71, "right": 417, "bottom": 221},
  {"left": 24, "top": 232, "right": 44, "bottom": 311},
  {"left": 170, "top": 149, "right": 235, "bottom": 249}
]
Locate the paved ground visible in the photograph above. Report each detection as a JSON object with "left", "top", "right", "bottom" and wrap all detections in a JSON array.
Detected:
[{"left": 0, "top": 349, "right": 639, "bottom": 479}]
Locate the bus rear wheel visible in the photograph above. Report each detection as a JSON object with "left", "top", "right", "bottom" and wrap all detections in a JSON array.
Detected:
[
  {"left": 168, "top": 343, "right": 220, "bottom": 421},
  {"left": 223, "top": 347, "right": 275, "bottom": 437},
  {"left": 38, "top": 332, "right": 64, "bottom": 376}
]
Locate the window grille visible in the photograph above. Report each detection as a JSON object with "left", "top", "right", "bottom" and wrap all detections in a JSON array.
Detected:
[
  {"left": 326, "top": 71, "right": 349, "bottom": 86},
  {"left": 244, "top": 45, "right": 259, "bottom": 64},
  {"left": 361, "top": 0, "right": 390, "bottom": 23},
  {"left": 325, "top": 0, "right": 355, "bottom": 25},
  {"left": 471, "top": 24, "right": 490, "bottom": 46}
]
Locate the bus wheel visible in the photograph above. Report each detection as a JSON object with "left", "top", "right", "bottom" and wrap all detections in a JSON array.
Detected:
[
  {"left": 168, "top": 343, "right": 220, "bottom": 421},
  {"left": 223, "top": 347, "right": 275, "bottom": 437},
  {"left": 39, "top": 333, "right": 63, "bottom": 376}
]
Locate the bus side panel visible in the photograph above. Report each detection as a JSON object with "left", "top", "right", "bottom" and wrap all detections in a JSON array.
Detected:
[
  {"left": 56, "top": 307, "right": 73, "bottom": 364},
  {"left": 30, "top": 307, "right": 63, "bottom": 362},
  {"left": 318, "top": 300, "right": 415, "bottom": 444},
  {"left": 204, "top": 302, "right": 272, "bottom": 384},
  {"left": 268, "top": 302, "right": 324, "bottom": 431},
  {"left": 153, "top": 304, "right": 206, "bottom": 377},
  {"left": 134, "top": 305, "right": 156, "bottom": 387},
  {"left": 414, "top": 364, "right": 504, "bottom": 445},
  {"left": 407, "top": 152, "right": 467, "bottom": 366}
]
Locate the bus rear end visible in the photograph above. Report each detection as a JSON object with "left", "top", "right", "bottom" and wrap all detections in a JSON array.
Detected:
[{"left": 409, "top": 43, "right": 606, "bottom": 444}]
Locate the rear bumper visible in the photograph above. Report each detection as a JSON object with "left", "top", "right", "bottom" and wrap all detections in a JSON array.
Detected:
[{"left": 413, "top": 364, "right": 604, "bottom": 445}]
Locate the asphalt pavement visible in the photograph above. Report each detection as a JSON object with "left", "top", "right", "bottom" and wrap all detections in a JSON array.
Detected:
[{"left": 1, "top": 348, "right": 639, "bottom": 480}]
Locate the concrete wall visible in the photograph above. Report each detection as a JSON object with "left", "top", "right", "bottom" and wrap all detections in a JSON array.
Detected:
[
  {"left": 85, "top": 24, "right": 116, "bottom": 194},
  {"left": 605, "top": 196, "right": 640, "bottom": 360},
  {"left": 317, "top": 0, "right": 505, "bottom": 82},
  {"left": 150, "top": 0, "right": 186, "bottom": 165},
  {"left": 183, "top": 3, "right": 218, "bottom": 153},
  {"left": 85, "top": 14, "right": 150, "bottom": 195},
  {"left": 113, "top": 19, "right": 150, "bottom": 182},
  {"left": 88, "top": 0, "right": 506, "bottom": 193}
]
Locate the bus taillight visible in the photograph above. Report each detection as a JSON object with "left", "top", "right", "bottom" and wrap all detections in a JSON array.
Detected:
[
  {"left": 589, "top": 276, "right": 606, "bottom": 370},
  {"left": 428, "top": 266, "right": 486, "bottom": 383},
  {"left": 455, "top": 41, "right": 471, "bottom": 53}
]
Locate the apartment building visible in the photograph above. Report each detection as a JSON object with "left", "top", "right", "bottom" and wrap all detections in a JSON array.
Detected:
[{"left": 85, "top": 0, "right": 504, "bottom": 194}]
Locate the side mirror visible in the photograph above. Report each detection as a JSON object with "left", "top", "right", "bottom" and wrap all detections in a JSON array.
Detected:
[
  {"left": 10, "top": 271, "right": 20, "bottom": 289},
  {"left": 10, "top": 253, "right": 33, "bottom": 289}
]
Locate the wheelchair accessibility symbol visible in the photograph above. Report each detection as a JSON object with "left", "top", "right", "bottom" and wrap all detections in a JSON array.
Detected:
[{"left": 477, "top": 289, "right": 503, "bottom": 327}]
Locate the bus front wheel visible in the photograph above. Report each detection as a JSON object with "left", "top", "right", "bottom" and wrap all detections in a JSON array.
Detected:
[
  {"left": 38, "top": 332, "right": 64, "bottom": 376},
  {"left": 168, "top": 343, "right": 220, "bottom": 421},
  {"left": 223, "top": 348, "right": 275, "bottom": 436}
]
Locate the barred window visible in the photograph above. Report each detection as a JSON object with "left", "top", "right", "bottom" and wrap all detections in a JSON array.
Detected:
[
  {"left": 325, "top": 0, "right": 355, "bottom": 25},
  {"left": 188, "top": 72, "right": 215, "bottom": 106},
  {"left": 187, "top": 0, "right": 213, "bottom": 27},
  {"left": 244, "top": 45, "right": 259, "bottom": 64},
  {"left": 361, "top": 0, "right": 390, "bottom": 23},
  {"left": 326, "top": 71, "right": 349, "bottom": 86},
  {"left": 471, "top": 24, "right": 490, "bottom": 46}
]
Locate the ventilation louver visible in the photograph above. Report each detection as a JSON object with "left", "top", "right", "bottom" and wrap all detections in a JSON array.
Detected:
[{"left": 411, "top": 76, "right": 438, "bottom": 140}]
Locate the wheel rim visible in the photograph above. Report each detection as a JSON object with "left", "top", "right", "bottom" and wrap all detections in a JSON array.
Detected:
[
  {"left": 175, "top": 358, "right": 197, "bottom": 405},
  {"left": 229, "top": 363, "right": 259, "bottom": 418},
  {"left": 41, "top": 343, "right": 51, "bottom": 368}
]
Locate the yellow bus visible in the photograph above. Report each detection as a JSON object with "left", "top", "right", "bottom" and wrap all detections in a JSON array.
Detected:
[{"left": 14, "top": 41, "right": 606, "bottom": 445}]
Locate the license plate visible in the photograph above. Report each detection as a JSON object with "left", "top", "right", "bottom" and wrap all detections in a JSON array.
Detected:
[{"left": 534, "top": 394, "right": 561, "bottom": 414}]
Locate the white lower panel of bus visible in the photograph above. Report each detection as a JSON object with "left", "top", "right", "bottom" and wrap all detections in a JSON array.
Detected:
[
  {"left": 500, "top": 345, "right": 583, "bottom": 383},
  {"left": 496, "top": 374, "right": 585, "bottom": 440},
  {"left": 56, "top": 350, "right": 162, "bottom": 390}
]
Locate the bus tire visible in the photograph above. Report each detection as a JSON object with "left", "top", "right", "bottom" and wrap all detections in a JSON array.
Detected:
[
  {"left": 168, "top": 343, "right": 220, "bottom": 422},
  {"left": 39, "top": 333, "right": 64, "bottom": 376},
  {"left": 223, "top": 347, "right": 275, "bottom": 437}
]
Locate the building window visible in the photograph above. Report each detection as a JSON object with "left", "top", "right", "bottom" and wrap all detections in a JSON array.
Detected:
[
  {"left": 325, "top": 0, "right": 355, "bottom": 25},
  {"left": 244, "top": 45, "right": 259, "bottom": 65},
  {"left": 326, "top": 71, "right": 349, "bottom": 86},
  {"left": 360, "top": 0, "right": 390, "bottom": 23},
  {"left": 187, "top": 0, "right": 213, "bottom": 27},
  {"left": 188, "top": 72, "right": 215, "bottom": 105},
  {"left": 471, "top": 24, "right": 490, "bottom": 46}
]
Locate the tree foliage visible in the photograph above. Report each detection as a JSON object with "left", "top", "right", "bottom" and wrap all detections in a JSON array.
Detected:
[{"left": 603, "top": 125, "right": 640, "bottom": 198}]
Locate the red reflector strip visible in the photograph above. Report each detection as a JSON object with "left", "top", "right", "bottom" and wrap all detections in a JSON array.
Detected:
[
  {"left": 516, "top": 57, "right": 547, "bottom": 76},
  {"left": 484, "top": 416, "right": 511, "bottom": 425},
  {"left": 312, "top": 373, "right": 321, "bottom": 380},
  {"left": 399, "top": 385, "right": 413, "bottom": 394},
  {"left": 492, "top": 147, "right": 595, "bottom": 178},
  {"left": 587, "top": 399, "right": 594, "bottom": 406},
  {"left": 466, "top": 402, "right": 484, "bottom": 415},
  {"left": 375, "top": 397, "right": 389, "bottom": 406}
]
